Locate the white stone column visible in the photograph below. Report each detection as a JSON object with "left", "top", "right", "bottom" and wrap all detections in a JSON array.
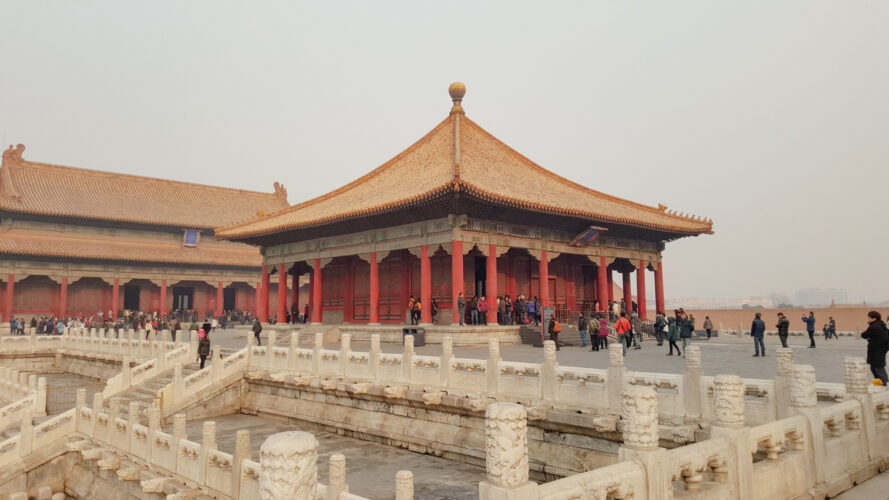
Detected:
[
  {"left": 775, "top": 348, "right": 793, "bottom": 419},
  {"left": 20, "top": 410, "right": 33, "bottom": 455},
  {"left": 233, "top": 429, "right": 251, "bottom": 499},
  {"left": 127, "top": 402, "right": 140, "bottom": 451},
  {"left": 790, "top": 364, "right": 823, "bottom": 485},
  {"left": 199, "top": 421, "right": 217, "bottom": 485},
  {"left": 710, "top": 374, "right": 752, "bottom": 500},
  {"left": 395, "top": 470, "right": 414, "bottom": 500},
  {"left": 683, "top": 345, "right": 702, "bottom": 420},
  {"left": 540, "top": 340, "right": 558, "bottom": 401},
  {"left": 845, "top": 357, "right": 876, "bottom": 460},
  {"left": 338, "top": 334, "right": 351, "bottom": 377},
  {"left": 487, "top": 338, "right": 501, "bottom": 395},
  {"left": 173, "top": 363, "right": 184, "bottom": 401},
  {"left": 75, "top": 389, "right": 86, "bottom": 428},
  {"left": 91, "top": 392, "right": 103, "bottom": 437},
  {"left": 369, "top": 334, "right": 381, "bottom": 382},
  {"left": 326, "top": 454, "right": 349, "bottom": 500},
  {"left": 607, "top": 342, "right": 625, "bottom": 411},
  {"left": 440, "top": 336, "right": 452, "bottom": 388},
  {"left": 312, "top": 333, "right": 323, "bottom": 375},
  {"left": 259, "top": 431, "right": 319, "bottom": 500},
  {"left": 402, "top": 335, "right": 415, "bottom": 384},
  {"left": 35, "top": 377, "right": 47, "bottom": 416},
  {"left": 121, "top": 356, "right": 132, "bottom": 389},
  {"left": 211, "top": 345, "right": 223, "bottom": 382},
  {"left": 618, "top": 385, "right": 670, "bottom": 500},
  {"left": 478, "top": 402, "right": 537, "bottom": 500},
  {"left": 288, "top": 331, "right": 299, "bottom": 371}
]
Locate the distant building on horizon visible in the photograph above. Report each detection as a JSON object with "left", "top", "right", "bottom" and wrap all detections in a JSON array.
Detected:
[{"left": 795, "top": 288, "right": 848, "bottom": 307}]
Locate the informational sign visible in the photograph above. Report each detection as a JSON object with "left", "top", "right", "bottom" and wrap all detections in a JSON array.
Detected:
[{"left": 541, "top": 306, "right": 555, "bottom": 343}]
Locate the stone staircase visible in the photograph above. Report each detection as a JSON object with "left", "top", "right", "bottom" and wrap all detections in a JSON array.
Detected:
[{"left": 100, "top": 363, "right": 201, "bottom": 425}]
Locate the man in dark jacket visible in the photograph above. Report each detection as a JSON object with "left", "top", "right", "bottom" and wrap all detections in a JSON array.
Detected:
[
  {"left": 252, "top": 318, "right": 262, "bottom": 346},
  {"left": 751, "top": 312, "right": 766, "bottom": 357},
  {"left": 802, "top": 312, "right": 816, "bottom": 348},
  {"left": 861, "top": 311, "right": 889, "bottom": 384},
  {"left": 776, "top": 312, "right": 790, "bottom": 348}
]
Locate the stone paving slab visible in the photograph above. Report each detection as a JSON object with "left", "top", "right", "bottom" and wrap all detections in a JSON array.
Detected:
[
  {"left": 209, "top": 328, "right": 867, "bottom": 384},
  {"left": 166, "top": 413, "right": 486, "bottom": 500}
]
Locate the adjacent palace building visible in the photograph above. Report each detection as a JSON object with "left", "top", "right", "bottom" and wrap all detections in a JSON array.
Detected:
[
  {"left": 0, "top": 143, "right": 289, "bottom": 321},
  {"left": 218, "top": 83, "right": 713, "bottom": 326}
]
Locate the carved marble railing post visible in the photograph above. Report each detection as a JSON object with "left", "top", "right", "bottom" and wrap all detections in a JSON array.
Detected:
[
  {"left": 369, "top": 334, "right": 381, "bottom": 382},
  {"left": 326, "top": 453, "right": 349, "bottom": 500},
  {"left": 173, "top": 413, "right": 187, "bottom": 443},
  {"left": 775, "top": 348, "right": 794, "bottom": 419},
  {"left": 540, "top": 340, "right": 558, "bottom": 401},
  {"left": 487, "top": 338, "right": 501, "bottom": 394},
  {"left": 91, "top": 393, "right": 103, "bottom": 437},
  {"left": 127, "top": 329, "right": 135, "bottom": 358},
  {"left": 20, "top": 410, "right": 33, "bottom": 455},
  {"left": 259, "top": 431, "right": 319, "bottom": 500},
  {"left": 127, "top": 402, "right": 140, "bottom": 449},
  {"left": 108, "top": 397, "right": 121, "bottom": 425},
  {"left": 478, "top": 403, "right": 536, "bottom": 500},
  {"left": 233, "top": 429, "right": 251, "bottom": 499},
  {"left": 618, "top": 385, "right": 670, "bottom": 500},
  {"left": 395, "top": 470, "right": 413, "bottom": 500},
  {"left": 312, "top": 333, "right": 323, "bottom": 375},
  {"left": 148, "top": 407, "right": 160, "bottom": 458},
  {"left": 402, "top": 335, "right": 415, "bottom": 384},
  {"left": 35, "top": 377, "right": 47, "bottom": 416},
  {"left": 288, "top": 331, "right": 299, "bottom": 371},
  {"left": 683, "top": 345, "right": 702, "bottom": 420},
  {"left": 710, "top": 374, "right": 752, "bottom": 500},
  {"left": 121, "top": 356, "right": 132, "bottom": 389},
  {"left": 173, "top": 363, "right": 184, "bottom": 401},
  {"left": 339, "top": 334, "right": 351, "bottom": 377},
  {"left": 439, "top": 336, "right": 452, "bottom": 388},
  {"left": 28, "top": 374, "right": 36, "bottom": 395},
  {"left": 75, "top": 389, "right": 86, "bottom": 428},
  {"left": 199, "top": 421, "right": 217, "bottom": 485},
  {"left": 789, "top": 364, "right": 823, "bottom": 485},
  {"left": 607, "top": 343, "right": 626, "bottom": 411},
  {"left": 246, "top": 329, "right": 256, "bottom": 367},
  {"left": 28, "top": 331, "right": 36, "bottom": 351},
  {"left": 211, "top": 345, "right": 223, "bottom": 383},
  {"left": 189, "top": 330, "right": 199, "bottom": 360},
  {"left": 845, "top": 357, "right": 876, "bottom": 459}
]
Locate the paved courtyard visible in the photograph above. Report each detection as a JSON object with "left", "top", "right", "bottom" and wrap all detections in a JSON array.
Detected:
[{"left": 208, "top": 328, "right": 866, "bottom": 384}]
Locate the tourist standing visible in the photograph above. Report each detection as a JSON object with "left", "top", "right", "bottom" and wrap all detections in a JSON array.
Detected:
[
  {"left": 477, "top": 296, "right": 487, "bottom": 325},
  {"left": 802, "top": 311, "right": 816, "bottom": 348},
  {"left": 703, "top": 316, "right": 713, "bottom": 339},
  {"left": 630, "top": 312, "right": 642, "bottom": 349},
  {"left": 578, "top": 313, "right": 589, "bottom": 348},
  {"left": 547, "top": 315, "right": 561, "bottom": 351},
  {"left": 654, "top": 311, "right": 666, "bottom": 346},
  {"left": 861, "top": 311, "right": 889, "bottom": 385},
  {"left": 534, "top": 297, "right": 541, "bottom": 325},
  {"left": 526, "top": 298, "right": 536, "bottom": 327},
  {"left": 667, "top": 316, "right": 681, "bottom": 356},
  {"left": 457, "top": 292, "right": 466, "bottom": 326},
  {"left": 751, "top": 312, "right": 766, "bottom": 357},
  {"left": 822, "top": 323, "right": 829, "bottom": 340},
  {"left": 596, "top": 314, "right": 608, "bottom": 350},
  {"left": 829, "top": 317, "right": 838, "bottom": 339},
  {"left": 252, "top": 317, "right": 262, "bottom": 346},
  {"left": 615, "top": 312, "right": 631, "bottom": 355},
  {"left": 776, "top": 312, "right": 790, "bottom": 348},
  {"left": 198, "top": 329, "right": 211, "bottom": 369},
  {"left": 679, "top": 311, "right": 694, "bottom": 355}
]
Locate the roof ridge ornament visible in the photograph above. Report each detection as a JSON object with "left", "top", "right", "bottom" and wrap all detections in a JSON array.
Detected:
[{"left": 449, "top": 82, "right": 466, "bottom": 115}]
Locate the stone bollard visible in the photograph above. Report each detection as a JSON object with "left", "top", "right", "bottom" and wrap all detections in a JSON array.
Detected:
[
  {"left": 775, "top": 348, "right": 794, "bottom": 418},
  {"left": 607, "top": 342, "right": 625, "bottom": 410},
  {"left": 395, "top": 470, "right": 414, "bottom": 500},
  {"left": 402, "top": 335, "right": 415, "bottom": 383},
  {"left": 683, "top": 345, "right": 702, "bottom": 419},
  {"left": 540, "top": 340, "right": 558, "bottom": 401},
  {"left": 844, "top": 357, "right": 877, "bottom": 460},
  {"left": 327, "top": 453, "right": 349, "bottom": 500},
  {"left": 710, "top": 374, "right": 753, "bottom": 498},
  {"left": 440, "top": 336, "right": 453, "bottom": 388},
  {"left": 789, "top": 364, "right": 824, "bottom": 483},
  {"left": 487, "top": 338, "right": 501, "bottom": 394},
  {"left": 259, "top": 431, "right": 319, "bottom": 500},
  {"left": 339, "top": 334, "right": 351, "bottom": 377},
  {"left": 369, "top": 334, "right": 381, "bottom": 381},
  {"left": 479, "top": 403, "right": 536, "bottom": 500}
]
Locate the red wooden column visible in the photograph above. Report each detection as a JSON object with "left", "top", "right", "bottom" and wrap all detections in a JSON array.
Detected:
[
  {"left": 539, "top": 250, "right": 550, "bottom": 307},
  {"left": 654, "top": 262, "right": 665, "bottom": 314},
  {"left": 260, "top": 266, "right": 270, "bottom": 323},
  {"left": 607, "top": 269, "right": 614, "bottom": 302},
  {"left": 451, "top": 241, "right": 464, "bottom": 324},
  {"left": 420, "top": 245, "right": 432, "bottom": 324},
  {"left": 217, "top": 281, "right": 224, "bottom": 315},
  {"left": 597, "top": 257, "right": 609, "bottom": 312},
  {"left": 4, "top": 274, "right": 13, "bottom": 320},
  {"left": 311, "top": 259, "right": 323, "bottom": 323},
  {"left": 160, "top": 279, "right": 167, "bottom": 316},
  {"left": 112, "top": 278, "right": 120, "bottom": 321},
  {"left": 369, "top": 252, "right": 380, "bottom": 324},
  {"left": 59, "top": 276, "right": 68, "bottom": 317},
  {"left": 254, "top": 282, "right": 261, "bottom": 317},
  {"left": 637, "top": 260, "right": 647, "bottom": 320},
  {"left": 486, "top": 245, "right": 498, "bottom": 325},
  {"left": 506, "top": 254, "right": 517, "bottom": 298},
  {"left": 277, "top": 263, "right": 287, "bottom": 322},
  {"left": 622, "top": 271, "right": 632, "bottom": 314}
]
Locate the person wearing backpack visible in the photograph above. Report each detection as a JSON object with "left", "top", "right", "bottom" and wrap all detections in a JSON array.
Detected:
[
  {"left": 596, "top": 314, "right": 608, "bottom": 351},
  {"left": 577, "top": 313, "right": 589, "bottom": 348},
  {"left": 615, "top": 312, "right": 632, "bottom": 355},
  {"left": 548, "top": 316, "right": 561, "bottom": 351}
]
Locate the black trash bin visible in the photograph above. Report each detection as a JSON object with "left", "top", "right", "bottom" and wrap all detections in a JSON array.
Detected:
[{"left": 402, "top": 327, "right": 426, "bottom": 347}]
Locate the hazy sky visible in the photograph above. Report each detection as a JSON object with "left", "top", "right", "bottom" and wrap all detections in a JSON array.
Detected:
[{"left": 1, "top": 2, "right": 887, "bottom": 302}]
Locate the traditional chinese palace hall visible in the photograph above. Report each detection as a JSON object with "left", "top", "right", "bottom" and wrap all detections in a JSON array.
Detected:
[
  {"left": 218, "top": 83, "right": 713, "bottom": 327},
  {"left": 0, "top": 144, "right": 289, "bottom": 321}
]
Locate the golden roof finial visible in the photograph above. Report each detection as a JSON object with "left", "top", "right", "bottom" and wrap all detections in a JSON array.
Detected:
[{"left": 449, "top": 82, "right": 466, "bottom": 115}]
